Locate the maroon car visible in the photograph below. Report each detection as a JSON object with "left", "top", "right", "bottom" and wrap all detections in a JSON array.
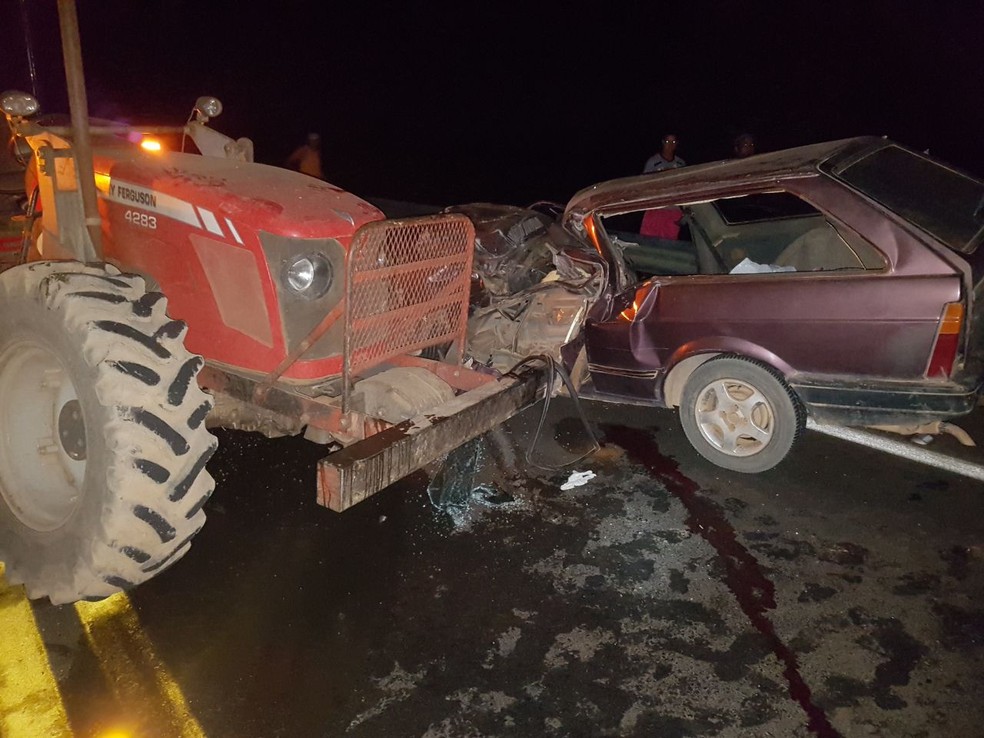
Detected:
[{"left": 461, "top": 137, "right": 984, "bottom": 472}]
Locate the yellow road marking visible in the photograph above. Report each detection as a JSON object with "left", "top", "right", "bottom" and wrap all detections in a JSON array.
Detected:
[
  {"left": 75, "top": 594, "right": 206, "bottom": 738},
  {"left": 0, "top": 564, "right": 73, "bottom": 738},
  {"left": 0, "top": 563, "right": 206, "bottom": 738}
]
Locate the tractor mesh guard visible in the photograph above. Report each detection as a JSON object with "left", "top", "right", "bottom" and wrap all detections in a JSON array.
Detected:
[{"left": 343, "top": 214, "right": 475, "bottom": 409}]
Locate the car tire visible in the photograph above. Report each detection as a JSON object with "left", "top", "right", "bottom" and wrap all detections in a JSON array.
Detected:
[
  {"left": 0, "top": 261, "right": 217, "bottom": 604},
  {"left": 678, "top": 356, "right": 804, "bottom": 473}
]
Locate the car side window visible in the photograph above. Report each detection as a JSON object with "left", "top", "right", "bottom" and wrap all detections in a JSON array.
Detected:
[
  {"left": 601, "top": 192, "right": 886, "bottom": 282},
  {"left": 602, "top": 208, "right": 703, "bottom": 278}
]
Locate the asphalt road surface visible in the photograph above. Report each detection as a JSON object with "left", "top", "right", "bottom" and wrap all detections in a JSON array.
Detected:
[{"left": 3, "top": 398, "right": 983, "bottom": 738}]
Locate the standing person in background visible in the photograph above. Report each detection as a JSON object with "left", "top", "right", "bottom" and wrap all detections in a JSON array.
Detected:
[
  {"left": 733, "top": 132, "right": 756, "bottom": 158},
  {"left": 286, "top": 132, "right": 324, "bottom": 179},
  {"left": 643, "top": 133, "right": 686, "bottom": 174},
  {"left": 640, "top": 134, "right": 687, "bottom": 238}
]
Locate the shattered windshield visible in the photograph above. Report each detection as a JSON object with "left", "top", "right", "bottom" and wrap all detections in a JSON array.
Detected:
[{"left": 826, "top": 145, "right": 984, "bottom": 255}]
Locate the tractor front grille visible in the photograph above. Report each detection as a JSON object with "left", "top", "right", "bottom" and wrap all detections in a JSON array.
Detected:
[{"left": 343, "top": 214, "right": 474, "bottom": 399}]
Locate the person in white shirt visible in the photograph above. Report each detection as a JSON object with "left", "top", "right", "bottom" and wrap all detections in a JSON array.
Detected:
[{"left": 643, "top": 134, "right": 686, "bottom": 173}]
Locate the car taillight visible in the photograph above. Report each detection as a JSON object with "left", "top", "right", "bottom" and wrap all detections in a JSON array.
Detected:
[{"left": 926, "top": 301, "right": 963, "bottom": 378}]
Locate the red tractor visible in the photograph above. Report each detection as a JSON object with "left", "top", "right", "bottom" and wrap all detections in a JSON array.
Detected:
[{"left": 0, "top": 4, "right": 543, "bottom": 604}]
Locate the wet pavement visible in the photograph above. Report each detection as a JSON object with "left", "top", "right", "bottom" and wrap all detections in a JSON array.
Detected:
[{"left": 5, "top": 398, "right": 984, "bottom": 737}]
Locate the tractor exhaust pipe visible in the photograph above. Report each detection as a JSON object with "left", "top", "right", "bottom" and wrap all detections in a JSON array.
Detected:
[{"left": 56, "top": 0, "right": 101, "bottom": 260}]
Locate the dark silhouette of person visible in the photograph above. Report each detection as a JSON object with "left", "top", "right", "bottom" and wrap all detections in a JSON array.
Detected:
[
  {"left": 286, "top": 133, "right": 324, "bottom": 179},
  {"left": 733, "top": 133, "right": 756, "bottom": 159}
]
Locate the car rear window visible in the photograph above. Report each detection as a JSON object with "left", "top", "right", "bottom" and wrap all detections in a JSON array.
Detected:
[{"left": 828, "top": 145, "right": 984, "bottom": 255}]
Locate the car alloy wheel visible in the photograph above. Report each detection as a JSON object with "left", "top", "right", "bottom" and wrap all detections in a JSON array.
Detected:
[
  {"left": 693, "top": 378, "right": 774, "bottom": 457},
  {"left": 678, "top": 356, "right": 804, "bottom": 473}
]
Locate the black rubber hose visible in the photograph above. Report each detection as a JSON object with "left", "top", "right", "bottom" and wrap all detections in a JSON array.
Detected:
[{"left": 503, "top": 353, "right": 600, "bottom": 471}]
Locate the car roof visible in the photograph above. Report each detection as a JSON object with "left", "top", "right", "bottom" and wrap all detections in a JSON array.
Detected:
[{"left": 565, "top": 136, "right": 881, "bottom": 218}]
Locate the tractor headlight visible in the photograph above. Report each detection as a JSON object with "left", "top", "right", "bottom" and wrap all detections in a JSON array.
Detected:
[{"left": 283, "top": 253, "right": 333, "bottom": 300}]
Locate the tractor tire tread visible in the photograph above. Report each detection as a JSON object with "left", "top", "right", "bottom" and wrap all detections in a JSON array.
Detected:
[{"left": 0, "top": 261, "right": 217, "bottom": 604}]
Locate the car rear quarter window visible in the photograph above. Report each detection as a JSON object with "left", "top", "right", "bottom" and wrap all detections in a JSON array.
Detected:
[{"left": 828, "top": 145, "right": 984, "bottom": 255}]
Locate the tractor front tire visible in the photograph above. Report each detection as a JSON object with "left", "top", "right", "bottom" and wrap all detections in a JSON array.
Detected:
[{"left": 0, "top": 262, "right": 217, "bottom": 604}]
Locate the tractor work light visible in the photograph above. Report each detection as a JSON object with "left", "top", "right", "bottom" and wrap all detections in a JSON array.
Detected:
[
  {"left": 0, "top": 90, "right": 39, "bottom": 118},
  {"left": 284, "top": 253, "right": 333, "bottom": 300},
  {"left": 192, "top": 96, "right": 223, "bottom": 122}
]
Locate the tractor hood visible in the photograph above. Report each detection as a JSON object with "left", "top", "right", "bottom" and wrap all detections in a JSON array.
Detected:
[{"left": 92, "top": 147, "right": 383, "bottom": 241}]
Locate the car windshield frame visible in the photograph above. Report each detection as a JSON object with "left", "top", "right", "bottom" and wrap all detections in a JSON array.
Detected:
[{"left": 823, "top": 143, "right": 984, "bottom": 255}]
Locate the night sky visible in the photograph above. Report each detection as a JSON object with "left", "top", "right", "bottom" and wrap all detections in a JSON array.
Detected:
[{"left": 3, "top": 0, "right": 983, "bottom": 206}]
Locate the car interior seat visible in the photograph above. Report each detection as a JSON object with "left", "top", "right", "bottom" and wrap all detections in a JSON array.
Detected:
[
  {"left": 773, "top": 225, "right": 863, "bottom": 272},
  {"left": 682, "top": 211, "right": 726, "bottom": 274}
]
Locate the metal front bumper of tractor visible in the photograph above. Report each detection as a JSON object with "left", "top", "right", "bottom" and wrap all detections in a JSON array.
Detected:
[{"left": 318, "top": 363, "right": 546, "bottom": 511}]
